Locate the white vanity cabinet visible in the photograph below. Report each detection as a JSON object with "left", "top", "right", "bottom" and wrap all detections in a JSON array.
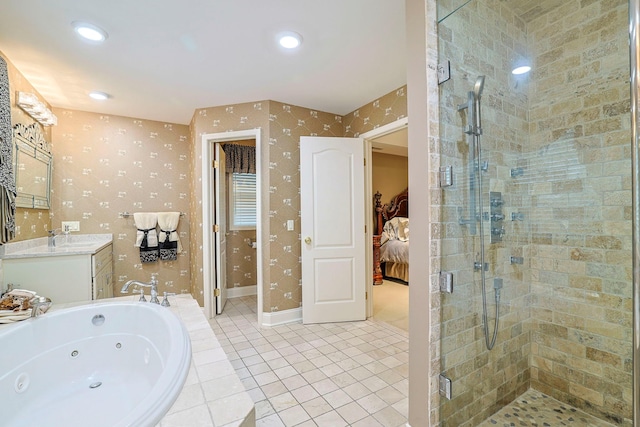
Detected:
[{"left": 2, "top": 243, "right": 113, "bottom": 304}]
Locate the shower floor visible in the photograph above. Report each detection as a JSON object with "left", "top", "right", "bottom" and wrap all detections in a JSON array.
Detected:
[{"left": 478, "top": 389, "right": 617, "bottom": 427}]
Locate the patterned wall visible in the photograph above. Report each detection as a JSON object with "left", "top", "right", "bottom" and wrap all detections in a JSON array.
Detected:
[
  {"left": 4, "top": 53, "right": 407, "bottom": 314},
  {"left": 51, "top": 109, "right": 191, "bottom": 296},
  {"left": 190, "top": 100, "right": 345, "bottom": 310},
  {"left": 189, "top": 102, "right": 269, "bottom": 307},
  {"left": 189, "top": 92, "right": 406, "bottom": 312},
  {"left": 344, "top": 85, "right": 407, "bottom": 137},
  {"left": 227, "top": 230, "right": 257, "bottom": 288}
]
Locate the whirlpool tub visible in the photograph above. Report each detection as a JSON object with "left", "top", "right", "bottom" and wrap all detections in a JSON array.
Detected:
[{"left": 0, "top": 301, "right": 191, "bottom": 427}]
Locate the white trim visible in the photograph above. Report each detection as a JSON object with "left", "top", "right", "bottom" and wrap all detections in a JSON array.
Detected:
[
  {"left": 360, "top": 116, "right": 408, "bottom": 140},
  {"left": 201, "top": 129, "right": 263, "bottom": 326},
  {"left": 262, "top": 307, "right": 302, "bottom": 326},
  {"left": 227, "top": 285, "right": 257, "bottom": 298},
  {"left": 359, "top": 117, "right": 409, "bottom": 318}
]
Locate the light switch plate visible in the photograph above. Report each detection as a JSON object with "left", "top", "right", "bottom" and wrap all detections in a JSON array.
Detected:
[
  {"left": 287, "top": 220, "right": 294, "bottom": 231},
  {"left": 62, "top": 221, "right": 80, "bottom": 232}
]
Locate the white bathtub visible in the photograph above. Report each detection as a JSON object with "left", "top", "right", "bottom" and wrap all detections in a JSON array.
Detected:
[{"left": 0, "top": 301, "right": 192, "bottom": 427}]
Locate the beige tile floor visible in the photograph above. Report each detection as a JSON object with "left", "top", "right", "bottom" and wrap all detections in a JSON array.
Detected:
[
  {"left": 210, "top": 288, "right": 613, "bottom": 427},
  {"left": 209, "top": 295, "right": 409, "bottom": 427},
  {"left": 372, "top": 280, "right": 408, "bottom": 332}
]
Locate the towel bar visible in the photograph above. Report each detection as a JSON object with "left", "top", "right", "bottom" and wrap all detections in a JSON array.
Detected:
[{"left": 120, "top": 211, "right": 186, "bottom": 218}]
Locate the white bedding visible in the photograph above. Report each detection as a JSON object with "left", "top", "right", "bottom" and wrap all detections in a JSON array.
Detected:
[{"left": 380, "top": 217, "right": 409, "bottom": 264}]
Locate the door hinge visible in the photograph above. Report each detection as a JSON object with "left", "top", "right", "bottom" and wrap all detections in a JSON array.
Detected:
[
  {"left": 214, "top": 288, "right": 221, "bottom": 297},
  {"left": 213, "top": 160, "right": 219, "bottom": 168},
  {"left": 213, "top": 224, "right": 219, "bottom": 232},
  {"left": 364, "top": 158, "right": 366, "bottom": 166},
  {"left": 365, "top": 225, "right": 367, "bottom": 233},
  {"left": 365, "top": 291, "right": 368, "bottom": 300}
]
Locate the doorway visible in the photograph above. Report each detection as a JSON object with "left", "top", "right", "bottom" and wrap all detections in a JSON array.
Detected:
[
  {"left": 201, "top": 129, "right": 263, "bottom": 324},
  {"left": 360, "top": 117, "right": 408, "bottom": 328}
]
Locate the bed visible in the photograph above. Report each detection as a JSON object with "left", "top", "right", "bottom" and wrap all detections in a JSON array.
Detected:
[{"left": 373, "top": 188, "right": 409, "bottom": 285}]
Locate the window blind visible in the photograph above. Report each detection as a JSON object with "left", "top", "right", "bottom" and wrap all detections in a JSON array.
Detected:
[{"left": 230, "top": 173, "right": 256, "bottom": 229}]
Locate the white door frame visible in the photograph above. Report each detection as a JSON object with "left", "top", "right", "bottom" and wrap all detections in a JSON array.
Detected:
[
  {"left": 201, "top": 129, "right": 263, "bottom": 324},
  {"left": 359, "top": 117, "right": 408, "bottom": 318}
]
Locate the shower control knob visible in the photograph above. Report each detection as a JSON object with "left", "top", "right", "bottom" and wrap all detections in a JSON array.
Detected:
[{"left": 491, "top": 227, "right": 505, "bottom": 237}]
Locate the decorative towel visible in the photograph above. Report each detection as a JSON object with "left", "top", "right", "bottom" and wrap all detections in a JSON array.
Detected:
[
  {"left": 133, "top": 212, "right": 159, "bottom": 263},
  {"left": 157, "top": 212, "right": 181, "bottom": 261}
]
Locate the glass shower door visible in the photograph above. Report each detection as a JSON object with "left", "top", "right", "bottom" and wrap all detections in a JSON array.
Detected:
[{"left": 435, "top": 0, "right": 633, "bottom": 425}]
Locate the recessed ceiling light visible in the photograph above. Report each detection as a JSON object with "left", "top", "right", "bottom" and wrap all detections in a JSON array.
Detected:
[
  {"left": 89, "top": 91, "right": 110, "bottom": 100},
  {"left": 73, "top": 21, "right": 108, "bottom": 42},
  {"left": 512, "top": 65, "right": 531, "bottom": 75},
  {"left": 278, "top": 31, "right": 302, "bottom": 49}
]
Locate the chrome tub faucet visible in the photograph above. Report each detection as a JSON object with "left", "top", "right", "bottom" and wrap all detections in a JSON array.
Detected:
[{"left": 121, "top": 274, "right": 160, "bottom": 304}]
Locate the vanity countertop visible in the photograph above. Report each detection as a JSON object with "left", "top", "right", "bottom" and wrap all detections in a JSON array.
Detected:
[{"left": 0, "top": 234, "right": 113, "bottom": 259}]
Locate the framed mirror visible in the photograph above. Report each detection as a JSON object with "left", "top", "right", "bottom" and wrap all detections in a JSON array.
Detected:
[{"left": 12, "top": 123, "right": 52, "bottom": 209}]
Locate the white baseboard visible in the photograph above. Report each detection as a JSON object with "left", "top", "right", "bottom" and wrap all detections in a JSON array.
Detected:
[
  {"left": 227, "top": 285, "right": 257, "bottom": 299},
  {"left": 261, "top": 307, "right": 302, "bottom": 327}
]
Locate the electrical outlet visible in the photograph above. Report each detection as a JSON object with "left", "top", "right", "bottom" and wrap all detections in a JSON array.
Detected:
[{"left": 61, "top": 221, "right": 80, "bottom": 232}]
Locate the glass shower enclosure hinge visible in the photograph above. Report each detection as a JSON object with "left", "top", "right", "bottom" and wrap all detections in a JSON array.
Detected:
[
  {"left": 439, "top": 271, "right": 453, "bottom": 293},
  {"left": 474, "top": 261, "right": 489, "bottom": 271},
  {"left": 439, "top": 165, "right": 453, "bottom": 187},
  {"left": 511, "top": 212, "right": 524, "bottom": 221},
  {"left": 439, "top": 373, "right": 452, "bottom": 400},
  {"left": 437, "top": 60, "right": 451, "bottom": 85},
  {"left": 510, "top": 256, "right": 524, "bottom": 265}
]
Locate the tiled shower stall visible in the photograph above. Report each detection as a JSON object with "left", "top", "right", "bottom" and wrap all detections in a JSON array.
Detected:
[{"left": 431, "top": 0, "right": 632, "bottom": 425}]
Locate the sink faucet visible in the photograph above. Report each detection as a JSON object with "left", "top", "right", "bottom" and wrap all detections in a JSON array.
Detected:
[
  {"left": 47, "top": 226, "right": 70, "bottom": 248},
  {"left": 47, "top": 228, "right": 62, "bottom": 248},
  {"left": 121, "top": 274, "right": 160, "bottom": 304}
]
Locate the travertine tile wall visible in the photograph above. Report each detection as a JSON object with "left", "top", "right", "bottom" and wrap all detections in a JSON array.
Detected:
[
  {"left": 524, "top": 0, "right": 632, "bottom": 424},
  {"left": 51, "top": 109, "right": 191, "bottom": 296},
  {"left": 433, "top": 0, "right": 632, "bottom": 425},
  {"left": 435, "top": 1, "right": 531, "bottom": 425}
]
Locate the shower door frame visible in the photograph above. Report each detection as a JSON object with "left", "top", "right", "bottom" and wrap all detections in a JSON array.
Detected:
[{"left": 631, "top": 1, "right": 640, "bottom": 424}]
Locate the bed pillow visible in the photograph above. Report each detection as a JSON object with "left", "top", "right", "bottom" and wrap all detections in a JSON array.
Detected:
[{"left": 383, "top": 217, "right": 409, "bottom": 242}]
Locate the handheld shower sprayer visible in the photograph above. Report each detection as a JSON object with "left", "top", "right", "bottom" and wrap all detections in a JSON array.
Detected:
[
  {"left": 473, "top": 75, "right": 485, "bottom": 99},
  {"left": 473, "top": 75, "right": 485, "bottom": 138}
]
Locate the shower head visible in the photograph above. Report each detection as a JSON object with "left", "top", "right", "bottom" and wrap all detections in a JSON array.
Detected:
[{"left": 473, "top": 75, "right": 485, "bottom": 100}]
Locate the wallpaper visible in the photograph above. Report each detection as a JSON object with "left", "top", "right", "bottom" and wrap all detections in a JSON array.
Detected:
[
  {"left": 51, "top": 109, "right": 191, "bottom": 297},
  {"left": 190, "top": 100, "right": 345, "bottom": 310},
  {"left": 3, "top": 54, "right": 406, "bottom": 315},
  {"left": 344, "top": 85, "right": 407, "bottom": 137}
]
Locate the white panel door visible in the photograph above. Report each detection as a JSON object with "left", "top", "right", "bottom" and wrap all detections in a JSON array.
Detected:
[
  {"left": 301, "top": 136, "right": 366, "bottom": 324},
  {"left": 215, "top": 143, "right": 227, "bottom": 314}
]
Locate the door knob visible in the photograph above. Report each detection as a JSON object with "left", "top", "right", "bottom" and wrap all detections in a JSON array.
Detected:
[{"left": 304, "top": 237, "right": 312, "bottom": 244}]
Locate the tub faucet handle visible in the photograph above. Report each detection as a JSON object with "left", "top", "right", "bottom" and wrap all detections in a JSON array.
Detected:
[{"left": 161, "top": 292, "right": 176, "bottom": 307}]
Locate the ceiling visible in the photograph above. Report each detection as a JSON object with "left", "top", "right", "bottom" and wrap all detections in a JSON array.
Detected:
[{"left": 0, "top": 0, "right": 407, "bottom": 125}]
